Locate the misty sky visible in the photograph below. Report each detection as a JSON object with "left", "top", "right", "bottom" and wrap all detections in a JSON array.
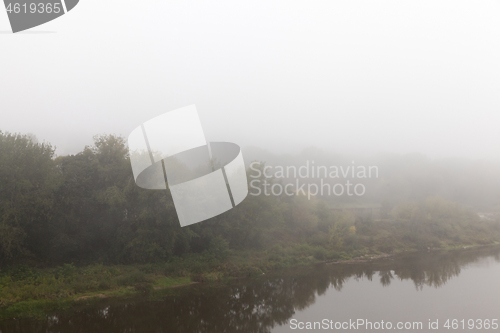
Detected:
[{"left": 1, "top": 0, "right": 500, "bottom": 159}]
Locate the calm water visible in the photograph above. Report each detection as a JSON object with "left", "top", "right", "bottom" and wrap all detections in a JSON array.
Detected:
[{"left": 2, "top": 247, "right": 500, "bottom": 333}]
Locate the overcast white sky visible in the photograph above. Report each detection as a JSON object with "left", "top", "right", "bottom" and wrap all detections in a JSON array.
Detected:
[{"left": 1, "top": 0, "right": 499, "bottom": 159}]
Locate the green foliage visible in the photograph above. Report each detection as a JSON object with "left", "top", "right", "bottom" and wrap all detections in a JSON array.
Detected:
[
  {"left": 2, "top": 132, "right": 497, "bottom": 268},
  {"left": 0, "top": 131, "right": 57, "bottom": 262},
  {"left": 207, "top": 236, "right": 230, "bottom": 260},
  {"left": 55, "top": 264, "right": 76, "bottom": 279},
  {"left": 0, "top": 262, "right": 191, "bottom": 312},
  {"left": 328, "top": 210, "right": 355, "bottom": 250},
  {"left": 1, "top": 130, "right": 500, "bottom": 318}
]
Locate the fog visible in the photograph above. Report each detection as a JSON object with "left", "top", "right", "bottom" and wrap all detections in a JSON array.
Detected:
[{"left": 1, "top": 0, "right": 500, "bottom": 159}]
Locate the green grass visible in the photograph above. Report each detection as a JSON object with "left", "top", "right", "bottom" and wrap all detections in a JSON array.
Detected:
[
  {"left": 0, "top": 263, "right": 194, "bottom": 320},
  {"left": 1, "top": 216, "right": 499, "bottom": 320},
  {"left": 0, "top": 245, "right": 351, "bottom": 320}
]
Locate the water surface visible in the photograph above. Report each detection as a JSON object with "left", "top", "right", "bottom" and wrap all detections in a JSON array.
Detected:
[{"left": 2, "top": 246, "right": 500, "bottom": 333}]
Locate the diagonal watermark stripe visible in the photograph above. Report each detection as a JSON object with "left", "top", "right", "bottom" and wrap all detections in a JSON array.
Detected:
[
  {"left": 3, "top": 0, "right": 79, "bottom": 33},
  {"left": 128, "top": 105, "right": 249, "bottom": 227}
]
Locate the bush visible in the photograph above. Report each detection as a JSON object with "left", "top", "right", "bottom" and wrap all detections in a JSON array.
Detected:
[
  {"left": 313, "top": 248, "right": 327, "bottom": 260},
  {"left": 208, "top": 236, "right": 230, "bottom": 260},
  {"left": 116, "top": 270, "right": 148, "bottom": 286},
  {"left": 56, "top": 263, "right": 76, "bottom": 279}
]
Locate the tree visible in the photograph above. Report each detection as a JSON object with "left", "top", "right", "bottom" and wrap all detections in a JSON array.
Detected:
[{"left": 0, "top": 131, "right": 57, "bottom": 263}]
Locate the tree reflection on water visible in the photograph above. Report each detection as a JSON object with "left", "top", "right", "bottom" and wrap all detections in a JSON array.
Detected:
[{"left": 2, "top": 247, "right": 499, "bottom": 333}]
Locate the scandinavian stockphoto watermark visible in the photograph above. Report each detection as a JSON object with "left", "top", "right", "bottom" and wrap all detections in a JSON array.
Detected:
[
  {"left": 3, "top": 0, "right": 79, "bottom": 33},
  {"left": 249, "top": 161, "right": 378, "bottom": 199},
  {"left": 127, "top": 105, "right": 249, "bottom": 227}
]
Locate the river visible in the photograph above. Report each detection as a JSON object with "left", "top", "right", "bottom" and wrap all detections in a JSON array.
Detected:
[{"left": 1, "top": 246, "right": 499, "bottom": 332}]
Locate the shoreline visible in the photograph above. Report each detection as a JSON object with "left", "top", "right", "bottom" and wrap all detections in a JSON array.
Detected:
[
  {"left": 323, "top": 242, "right": 500, "bottom": 265},
  {"left": 1, "top": 241, "right": 499, "bottom": 321}
]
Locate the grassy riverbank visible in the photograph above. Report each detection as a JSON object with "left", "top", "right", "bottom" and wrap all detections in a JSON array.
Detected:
[
  {"left": 2, "top": 225, "right": 500, "bottom": 320},
  {"left": 0, "top": 263, "right": 194, "bottom": 320},
  {"left": 2, "top": 196, "right": 500, "bottom": 320},
  {"left": 0, "top": 244, "right": 348, "bottom": 320}
]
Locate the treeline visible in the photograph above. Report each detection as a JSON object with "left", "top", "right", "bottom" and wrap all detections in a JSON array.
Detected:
[
  {"left": 0, "top": 131, "right": 290, "bottom": 265},
  {"left": 243, "top": 146, "right": 500, "bottom": 211},
  {"left": 0, "top": 131, "right": 499, "bottom": 266}
]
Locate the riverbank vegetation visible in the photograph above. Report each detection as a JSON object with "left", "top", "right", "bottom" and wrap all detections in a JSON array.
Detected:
[{"left": 1, "top": 131, "right": 500, "bottom": 319}]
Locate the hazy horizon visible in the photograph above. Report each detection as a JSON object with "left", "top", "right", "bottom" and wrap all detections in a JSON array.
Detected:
[{"left": 2, "top": 0, "right": 500, "bottom": 159}]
